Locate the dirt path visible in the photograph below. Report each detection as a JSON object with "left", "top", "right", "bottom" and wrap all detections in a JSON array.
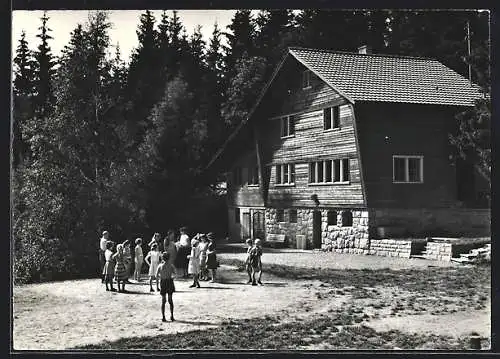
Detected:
[
  {"left": 13, "top": 265, "right": 322, "bottom": 350},
  {"left": 12, "top": 250, "right": 490, "bottom": 350}
]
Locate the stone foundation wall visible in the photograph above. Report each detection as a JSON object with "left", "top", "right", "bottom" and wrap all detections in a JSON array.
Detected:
[
  {"left": 321, "top": 209, "right": 370, "bottom": 254},
  {"left": 369, "top": 208, "right": 490, "bottom": 237},
  {"left": 368, "top": 239, "right": 412, "bottom": 258},
  {"left": 265, "top": 208, "right": 312, "bottom": 248}
]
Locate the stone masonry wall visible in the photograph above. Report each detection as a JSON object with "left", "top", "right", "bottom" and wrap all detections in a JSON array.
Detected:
[
  {"left": 265, "top": 208, "right": 312, "bottom": 248},
  {"left": 321, "top": 209, "right": 370, "bottom": 254},
  {"left": 368, "top": 239, "right": 412, "bottom": 258}
]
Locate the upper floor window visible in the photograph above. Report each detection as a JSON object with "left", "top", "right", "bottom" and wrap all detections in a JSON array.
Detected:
[
  {"left": 393, "top": 155, "right": 423, "bottom": 183},
  {"left": 309, "top": 159, "right": 350, "bottom": 184},
  {"left": 324, "top": 106, "right": 340, "bottom": 130},
  {"left": 248, "top": 166, "right": 259, "bottom": 186},
  {"left": 276, "top": 163, "right": 295, "bottom": 185},
  {"left": 280, "top": 115, "right": 295, "bottom": 138},
  {"left": 233, "top": 167, "right": 242, "bottom": 186},
  {"left": 302, "top": 70, "right": 311, "bottom": 89}
]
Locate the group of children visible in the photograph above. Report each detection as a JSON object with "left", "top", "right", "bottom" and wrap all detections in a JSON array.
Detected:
[{"left": 100, "top": 229, "right": 265, "bottom": 323}]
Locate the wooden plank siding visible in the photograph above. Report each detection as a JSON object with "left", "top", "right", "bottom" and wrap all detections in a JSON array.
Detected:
[
  {"left": 355, "top": 102, "right": 462, "bottom": 208},
  {"left": 250, "top": 57, "right": 365, "bottom": 208},
  {"left": 226, "top": 150, "right": 265, "bottom": 208}
]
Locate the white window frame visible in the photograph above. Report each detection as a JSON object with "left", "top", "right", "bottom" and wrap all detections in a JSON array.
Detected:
[
  {"left": 280, "top": 115, "right": 295, "bottom": 138},
  {"left": 302, "top": 70, "right": 312, "bottom": 89},
  {"left": 323, "top": 106, "right": 340, "bottom": 131},
  {"left": 275, "top": 163, "right": 295, "bottom": 186},
  {"left": 309, "top": 159, "right": 350, "bottom": 185},
  {"left": 392, "top": 155, "right": 424, "bottom": 183}
]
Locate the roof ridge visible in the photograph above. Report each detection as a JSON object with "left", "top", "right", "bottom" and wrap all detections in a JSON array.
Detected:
[{"left": 288, "top": 46, "right": 437, "bottom": 62}]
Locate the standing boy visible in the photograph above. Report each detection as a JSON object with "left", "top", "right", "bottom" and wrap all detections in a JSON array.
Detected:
[
  {"left": 99, "top": 231, "right": 109, "bottom": 283},
  {"left": 250, "top": 238, "right": 263, "bottom": 286},
  {"left": 157, "top": 252, "right": 176, "bottom": 322}
]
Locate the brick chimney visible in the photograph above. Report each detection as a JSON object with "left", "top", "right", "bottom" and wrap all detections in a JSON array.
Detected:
[{"left": 357, "top": 45, "right": 372, "bottom": 54}]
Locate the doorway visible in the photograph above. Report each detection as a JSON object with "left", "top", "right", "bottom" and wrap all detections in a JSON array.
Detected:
[
  {"left": 312, "top": 210, "right": 322, "bottom": 249},
  {"left": 252, "top": 210, "right": 265, "bottom": 240},
  {"left": 241, "top": 212, "right": 251, "bottom": 240}
]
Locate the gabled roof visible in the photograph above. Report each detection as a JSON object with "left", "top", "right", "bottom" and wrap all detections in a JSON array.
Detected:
[
  {"left": 206, "top": 47, "right": 482, "bottom": 169},
  {"left": 289, "top": 47, "right": 482, "bottom": 106}
]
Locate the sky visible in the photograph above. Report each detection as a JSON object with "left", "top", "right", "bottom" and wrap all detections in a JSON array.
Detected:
[{"left": 12, "top": 10, "right": 238, "bottom": 63}]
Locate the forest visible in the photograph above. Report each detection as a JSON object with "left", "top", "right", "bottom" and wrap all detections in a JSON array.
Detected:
[{"left": 11, "top": 9, "right": 490, "bottom": 284}]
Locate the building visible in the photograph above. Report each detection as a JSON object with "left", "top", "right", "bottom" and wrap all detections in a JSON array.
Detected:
[{"left": 208, "top": 46, "right": 490, "bottom": 250}]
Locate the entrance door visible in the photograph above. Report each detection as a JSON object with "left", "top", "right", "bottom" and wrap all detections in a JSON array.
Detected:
[
  {"left": 241, "top": 212, "right": 251, "bottom": 239},
  {"left": 312, "top": 210, "right": 322, "bottom": 249},
  {"left": 252, "top": 210, "right": 265, "bottom": 240}
]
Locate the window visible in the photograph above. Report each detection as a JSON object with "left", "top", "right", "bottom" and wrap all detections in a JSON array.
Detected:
[
  {"left": 324, "top": 106, "right": 340, "bottom": 130},
  {"left": 309, "top": 159, "right": 350, "bottom": 184},
  {"left": 234, "top": 208, "right": 240, "bottom": 224},
  {"left": 280, "top": 116, "right": 295, "bottom": 138},
  {"left": 276, "top": 209, "right": 285, "bottom": 222},
  {"left": 393, "top": 156, "right": 423, "bottom": 183},
  {"left": 276, "top": 164, "right": 295, "bottom": 185},
  {"left": 248, "top": 166, "right": 259, "bottom": 185},
  {"left": 341, "top": 210, "right": 353, "bottom": 227},
  {"left": 289, "top": 209, "right": 297, "bottom": 223},
  {"left": 302, "top": 70, "right": 311, "bottom": 89},
  {"left": 327, "top": 210, "right": 337, "bottom": 225},
  {"left": 233, "top": 167, "right": 242, "bottom": 186}
]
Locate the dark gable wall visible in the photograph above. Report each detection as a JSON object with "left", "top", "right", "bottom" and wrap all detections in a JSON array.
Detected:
[
  {"left": 227, "top": 149, "right": 265, "bottom": 208},
  {"left": 355, "top": 102, "right": 461, "bottom": 208},
  {"left": 253, "top": 57, "right": 365, "bottom": 208}
]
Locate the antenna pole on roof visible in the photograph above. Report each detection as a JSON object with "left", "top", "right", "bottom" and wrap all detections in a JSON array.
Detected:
[{"left": 466, "top": 19, "right": 472, "bottom": 84}]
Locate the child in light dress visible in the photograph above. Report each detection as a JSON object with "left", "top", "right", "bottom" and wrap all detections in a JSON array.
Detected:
[
  {"left": 198, "top": 234, "right": 209, "bottom": 281},
  {"left": 244, "top": 238, "right": 253, "bottom": 284},
  {"left": 113, "top": 243, "right": 128, "bottom": 292},
  {"left": 134, "top": 238, "right": 144, "bottom": 281},
  {"left": 102, "top": 241, "right": 116, "bottom": 291},
  {"left": 145, "top": 242, "right": 161, "bottom": 292},
  {"left": 157, "top": 252, "right": 176, "bottom": 322},
  {"left": 188, "top": 237, "right": 201, "bottom": 288}
]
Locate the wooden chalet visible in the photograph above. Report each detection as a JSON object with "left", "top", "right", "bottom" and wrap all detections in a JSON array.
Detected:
[{"left": 208, "top": 46, "right": 490, "bottom": 250}]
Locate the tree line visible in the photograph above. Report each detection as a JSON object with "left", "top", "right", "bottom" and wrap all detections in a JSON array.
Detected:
[{"left": 12, "top": 9, "right": 490, "bottom": 283}]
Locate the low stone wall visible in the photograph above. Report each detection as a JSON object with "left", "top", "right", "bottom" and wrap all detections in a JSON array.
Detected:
[
  {"left": 368, "top": 239, "right": 412, "bottom": 258},
  {"left": 425, "top": 241, "right": 452, "bottom": 261}
]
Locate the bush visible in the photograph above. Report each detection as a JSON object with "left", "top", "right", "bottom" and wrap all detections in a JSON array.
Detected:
[{"left": 14, "top": 236, "right": 77, "bottom": 284}]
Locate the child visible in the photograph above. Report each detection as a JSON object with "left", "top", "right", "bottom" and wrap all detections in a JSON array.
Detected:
[
  {"left": 206, "top": 232, "right": 218, "bottom": 283},
  {"left": 113, "top": 243, "right": 128, "bottom": 292},
  {"left": 123, "top": 240, "right": 132, "bottom": 283},
  {"left": 102, "top": 241, "right": 116, "bottom": 291},
  {"left": 244, "top": 238, "right": 253, "bottom": 284},
  {"left": 145, "top": 242, "right": 161, "bottom": 292},
  {"left": 157, "top": 252, "right": 176, "bottom": 322},
  {"left": 188, "top": 237, "right": 201, "bottom": 288},
  {"left": 198, "top": 234, "right": 209, "bottom": 281},
  {"left": 149, "top": 232, "right": 161, "bottom": 251},
  {"left": 249, "top": 238, "right": 263, "bottom": 286},
  {"left": 134, "top": 238, "right": 144, "bottom": 281}
]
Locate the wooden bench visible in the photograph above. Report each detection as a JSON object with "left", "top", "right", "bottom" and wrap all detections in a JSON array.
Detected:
[{"left": 264, "top": 234, "right": 287, "bottom": 248}]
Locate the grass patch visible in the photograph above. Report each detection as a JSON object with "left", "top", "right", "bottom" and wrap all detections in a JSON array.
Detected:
[
  {"left": 74, "top": 313, "right": 473, "bottom": 350},
  {"left": 219, "top": 258, "right": 490, "bottom": 316}
]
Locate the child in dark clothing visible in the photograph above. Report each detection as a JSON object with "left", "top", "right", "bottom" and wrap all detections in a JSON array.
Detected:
[{"left": 157, "top": 252, "right": 176, "bottom": 322}]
